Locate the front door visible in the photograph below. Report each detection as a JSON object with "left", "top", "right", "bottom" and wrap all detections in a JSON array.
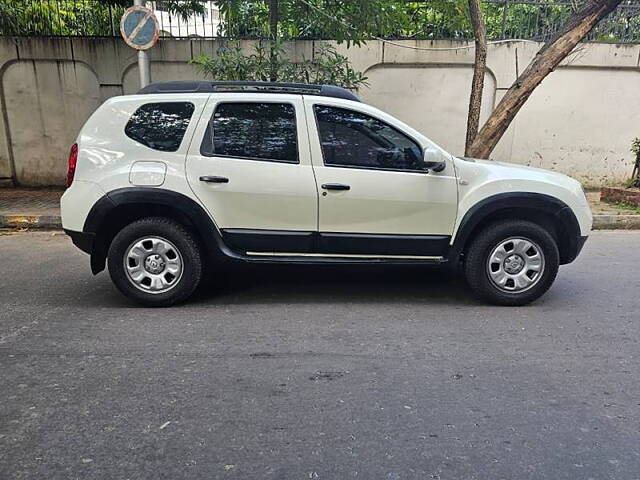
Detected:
[
  {"left": 304, "top": 99, "right": 458, "bottom": 257},
  {"left": 186, "top": 94, "right": 318, "bottom": 253}
]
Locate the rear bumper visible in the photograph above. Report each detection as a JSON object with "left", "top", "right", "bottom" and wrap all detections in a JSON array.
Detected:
[
  {"left": 64, "top": 229, "right": 95, "bottom": 255},
  {"left": 60, "top": 180, "right": 107, "bottom": 232},
  {"left": 64, "top": 229, "right": 106, "bottom": 274}
]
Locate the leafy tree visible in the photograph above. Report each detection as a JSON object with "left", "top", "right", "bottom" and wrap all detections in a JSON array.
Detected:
[
  {"left": 193, "top": 0, "right": 375, "bottom": 84},
  {"left": 96, "top": 0, "right": 207, "bottom": 20},
  {"left": 0, "top": 0, "right": 124, "bottom": 36},
  {"left": 465, "top": 0, "right": 486, "bottom": 156},
  {"left": 191, "top": 42, "right": 368, "bottom": 89},
  {"left": 2, "top": 0, "right": 637, "bottom": 42},
  {"left": 216, "top": 0, "right": 426, "bottom": 44},
  {"left": 213, "top": 0, "right": 634, "bottom": 43},
  {"left": 466, "top": 0, "right": 624, "bottom": 159},
  {"left": 0, "top": 0, "right": 210, "bottom": 36}
]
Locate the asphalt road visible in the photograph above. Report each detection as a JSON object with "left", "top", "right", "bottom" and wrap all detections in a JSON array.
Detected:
[{"left": 1, "top": 231, "right": 639, "bottom": 480}]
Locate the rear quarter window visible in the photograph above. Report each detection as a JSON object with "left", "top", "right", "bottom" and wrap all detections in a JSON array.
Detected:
[{"left": 125, "top": 102, "right": 195, "bottom": 152}]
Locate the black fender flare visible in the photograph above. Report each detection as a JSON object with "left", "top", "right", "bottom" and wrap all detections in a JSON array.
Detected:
[
  {"left": 83, "top": 187, "right": 226, "bottom": 273},
  {"left": 449, "top": 192, "right": 583, "bottom": 266}
]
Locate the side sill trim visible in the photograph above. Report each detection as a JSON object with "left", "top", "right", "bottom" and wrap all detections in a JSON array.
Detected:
[
  {"left": 318, "top": 232, "right": 450, "bottom": 256},
  {"left": 246, "top": 252, "right": 444, "bottom": 260},
  {"left": 222, "top": 228, "right": 314, "bottom": 253},
  {"left": 221, "top": 228, "right": 452, "bottom": 256},
  {"left": 235, "top": 251, "right": 448, "bottom": 265}
]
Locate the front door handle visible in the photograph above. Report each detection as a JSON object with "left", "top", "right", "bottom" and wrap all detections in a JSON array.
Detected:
[
  {"left": 321, "top": 183, "right": 350, "bottom": 191},
  {"left": 200, "top": 175, "right": 229, "bottom": 183}
]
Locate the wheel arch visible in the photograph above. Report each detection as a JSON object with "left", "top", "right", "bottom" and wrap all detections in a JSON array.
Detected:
[
  {"left": 84, "top": 187, "right": 223, "bottom": 274},
  {"left": 450, "top": 192, "right": 582, "bottom": 266}
]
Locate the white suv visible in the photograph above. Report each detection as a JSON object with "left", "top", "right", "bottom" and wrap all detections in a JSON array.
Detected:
[{"left": 61, "top": 81, "right": 592, "bottom": 307}]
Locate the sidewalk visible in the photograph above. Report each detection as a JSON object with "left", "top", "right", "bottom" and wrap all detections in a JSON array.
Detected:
[
  {"left": 585, "top": 191, "right": 640, "bottom": 230},
  {"left": 0, "top": 188, "right": 63, "bottom": 229},
  {"left": 1, "top": 188, "right": 640, "bottom": 230}
]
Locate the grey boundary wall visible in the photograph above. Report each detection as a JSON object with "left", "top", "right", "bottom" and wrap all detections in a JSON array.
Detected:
[{"left": 0, "top": 36, "right": 638, "bottom": 186}]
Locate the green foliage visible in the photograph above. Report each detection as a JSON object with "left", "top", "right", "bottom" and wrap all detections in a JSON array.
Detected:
[
  {"left": 0, "top": 0, "right": 125, "bottom": 36},
  {"left": 216, "top": 0, "right": 396, "bottom": 46},
  {"left": 628, "top": 137, "right": 640, "bottom": 188},
  {"left": 0, "top": 0, "right": 208, "bottom": 35},
  {"left": 212, "top": 0, "right": 598, "bottom": 43},
  {"left": 191, "top": 42, "right": 368, "bottom": 90},
  {"left": 96, "top": 0, "right": 207, "bottom": 21},
  {"left": 1, "top": 0, "right": 638, "bottom": 43}
]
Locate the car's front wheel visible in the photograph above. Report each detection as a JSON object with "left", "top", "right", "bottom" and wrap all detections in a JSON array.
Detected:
[
  {"left": 464, "top": 220, "right": 559, "bottom": 306},
  {"left": 107, "top": 217, "right": 202, "bottom": 307}
]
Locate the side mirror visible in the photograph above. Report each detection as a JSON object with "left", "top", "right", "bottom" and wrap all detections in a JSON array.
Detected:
[{"left": 423, "top": 148, "right": 446, "bottom": 172}]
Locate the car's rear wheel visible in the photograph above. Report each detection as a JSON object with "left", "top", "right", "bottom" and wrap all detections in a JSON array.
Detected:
[
  {"left": 464, "top": 220, "right": 559, "bottom": 306},
  {"left": 108, "top": 217, "right": 202, "bottom": 307}
]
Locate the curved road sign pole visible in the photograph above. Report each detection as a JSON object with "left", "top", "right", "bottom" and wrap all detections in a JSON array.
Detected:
[{"left": 133, "top": 0, "right": 150, "bottom": 88}]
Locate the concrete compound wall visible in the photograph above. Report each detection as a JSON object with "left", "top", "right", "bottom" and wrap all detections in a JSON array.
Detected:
[{"left": 0, "top": 36, "right": 638, "bottom": 186}]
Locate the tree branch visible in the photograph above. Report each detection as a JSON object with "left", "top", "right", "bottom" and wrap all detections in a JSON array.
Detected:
[
  {"left": 467, "top": 0, "right": 622, "bottom": 159},
  {"left": 465, "top": 0, "right": 487, "bottom": 156}
]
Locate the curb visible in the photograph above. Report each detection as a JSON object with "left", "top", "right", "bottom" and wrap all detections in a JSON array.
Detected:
[
  {"left": 2, "top": 214, "right": 640, "bottom": 231},
  {"left": 592, "top": 215, "right": 640, "bottom": 230},
  {"left": 0, "top": 215, "right": 62, "bottom": 230}
]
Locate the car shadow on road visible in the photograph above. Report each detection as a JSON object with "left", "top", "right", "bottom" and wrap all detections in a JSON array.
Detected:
[{"left": 187, "top": 263, "right": 478, "bottom": 306}]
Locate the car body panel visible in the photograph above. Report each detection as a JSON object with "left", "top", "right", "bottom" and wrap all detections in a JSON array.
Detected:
[
  {"left": 302, "top": 96, "right": 459, "bottom": 236},
  {"left": 452, "top": 157, "right": 592, "bottom": 238},
  {"left": 61, "top": 179, "right": 107, "bottom": 232},
  {"left": 184, "top": 93, "right": 318, "bottom": 232},
  {"left": 67, "top": 93, "right": 209, "bottom": 202}
]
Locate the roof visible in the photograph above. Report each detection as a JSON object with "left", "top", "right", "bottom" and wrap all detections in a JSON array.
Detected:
[{"left": 137, "top": 81, "right": 361, "bottom": 102}]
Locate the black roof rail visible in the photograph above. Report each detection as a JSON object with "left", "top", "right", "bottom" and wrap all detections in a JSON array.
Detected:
[{"left": 137, "top": 81, "right": 361, "bottom": 102}]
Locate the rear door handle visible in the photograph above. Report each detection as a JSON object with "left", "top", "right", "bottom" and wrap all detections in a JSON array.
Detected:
[
  {"left": 200, "top": 175, "right": 229, "bottom": 183},
  {"left": 321, "top": 183, "right": 350, "bottom": 191}
]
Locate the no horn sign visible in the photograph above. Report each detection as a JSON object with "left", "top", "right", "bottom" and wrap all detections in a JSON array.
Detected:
[{"left": 120, "top": 5, "right": 160, "bottom": 51}]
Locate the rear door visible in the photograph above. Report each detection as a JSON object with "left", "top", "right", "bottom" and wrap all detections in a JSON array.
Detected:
[
  {"left": 186, "top": 94, "right": 318, "bottom": 253},
  {"left": 304, "top": 98, "right": 458, "bottom": 257}
]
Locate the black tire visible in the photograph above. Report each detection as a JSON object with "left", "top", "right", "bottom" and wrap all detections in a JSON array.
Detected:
[
  {"left": 107, "top": 217, "right": 202, "bottom": 307},
  {"left": 464, "top": 220, "right": 559, "bottom": 306}
]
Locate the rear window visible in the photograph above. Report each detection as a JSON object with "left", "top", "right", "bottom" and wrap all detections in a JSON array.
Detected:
[
  {"left": 200, "top": 102, "right": 298, "bottom": 163},
  {"left": 125, "top": 102, "right": 195, "bottom": 152}
]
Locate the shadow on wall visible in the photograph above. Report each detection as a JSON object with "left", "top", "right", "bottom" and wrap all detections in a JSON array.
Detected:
[{"left": 2, "top": 59, "right": 101, "bottom": 186}]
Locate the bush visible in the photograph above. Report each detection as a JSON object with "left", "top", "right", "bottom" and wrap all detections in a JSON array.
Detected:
[
  {"left": 190, "top": 42, "right": 368, "bottom": 91},
  {"left": 628, "top": 137, "right": 640, "bottom": 189}
]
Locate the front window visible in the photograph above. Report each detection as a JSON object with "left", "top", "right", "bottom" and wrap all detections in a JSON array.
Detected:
[{"left": 314, "top": 105, "right": 424, "bottom": 172}]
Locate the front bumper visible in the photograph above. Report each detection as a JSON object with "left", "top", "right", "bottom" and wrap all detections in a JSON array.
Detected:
[
  {"left": 561, "top": 235, "right": 588, "bottom": 265},
  {"left": 575, "top": 235, "right": 588, "bottom": 258}
]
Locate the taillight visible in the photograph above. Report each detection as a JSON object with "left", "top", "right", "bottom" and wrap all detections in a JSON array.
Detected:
[{"left": 66, "top": 143, "right": 78, "bottom": 187}]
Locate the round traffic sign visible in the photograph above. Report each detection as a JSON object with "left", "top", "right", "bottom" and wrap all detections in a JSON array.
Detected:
[{"left": 120, "top": 5, "right": 160, "bottom": 51}]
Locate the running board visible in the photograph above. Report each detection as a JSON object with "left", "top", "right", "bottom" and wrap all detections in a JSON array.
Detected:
[
  {"left": 214, "top": 237, "right": 449, "bottom": 265},
  {"left": 241, "top": 251, "right": 447, "bottom": 265}
]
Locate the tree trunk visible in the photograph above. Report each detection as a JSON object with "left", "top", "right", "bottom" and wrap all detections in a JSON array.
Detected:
[
  {"left": 466, "top": 0, "right": 622, "bottom": 159},
  {"left": 465, "top": 0, "right": 487, "bottom": 156},
  {"left": 269, "top": 0, "right": 279, "bottom": 82}
]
